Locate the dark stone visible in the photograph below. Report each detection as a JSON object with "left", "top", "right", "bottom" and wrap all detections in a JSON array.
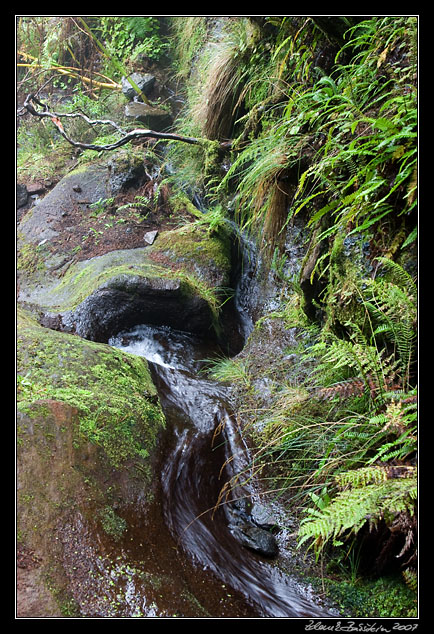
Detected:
[
  {"left": 121, "top": 73, "right": 156, "bottom": 100},
  {"left": 27, "top": 182, "right": 46, "bottom": 195},
  {"left": 229, "top": 522, "right": 278, "bottom": 558},
  {"left": 38, "top": 313, "right": 65, "bottom": 332},
  {"left": 17, "top": 184, "right": 28, "bottom": 208},
  {"left": 61, "top": 275, "right": 216, "bottom": 343},
  {"left": 226, "top": 498, "right": 279, "bottom": 557},
  {"left": 107, "top": 151, "right": 146, "bottom": 191},
  {"left": 250, "top": 503, "right": 279, "bottom": 531}
]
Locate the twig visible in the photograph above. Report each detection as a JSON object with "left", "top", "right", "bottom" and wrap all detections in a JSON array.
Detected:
[{"left": 22, "top": 93, "right": 203, "bottom": 150}]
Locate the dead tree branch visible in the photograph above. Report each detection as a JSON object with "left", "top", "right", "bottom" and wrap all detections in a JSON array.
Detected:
[{"left": 21, "top": 93, "right": 203, "bottom": 150}]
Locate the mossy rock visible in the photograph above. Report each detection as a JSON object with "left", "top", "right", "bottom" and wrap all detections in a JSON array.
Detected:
[
  {"left": 19, "top": 223, "right": 232, "bottom": 341},
  {"left": 16, "top": 307, "right": 171, "bottom": 616},
  {"left": 17, "top": 307, "right": 165, "bottom": 475},
  {"left": 17, "top": 149, "right": 233, "bottom": 342},
  {"left": 148, "top": 222, "right": 232, "bottom": 288},
  {"left": 16, "top": 308, "right": 220, "bottom": 618},
  {"left": 18, "top": 150, "right": 145, "bottom": 246}
]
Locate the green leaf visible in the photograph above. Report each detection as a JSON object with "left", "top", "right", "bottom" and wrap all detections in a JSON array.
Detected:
[
  {"left": 401, "top": 226, "right": 417, "bottom": 249},
  {"left": 372, "top": 117, "right": 398, "bottom": 133},
  {"left": 294, "top": 189, "right": 328, "bottom": 216}
]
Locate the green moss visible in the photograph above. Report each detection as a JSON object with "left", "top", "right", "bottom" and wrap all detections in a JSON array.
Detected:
[
  {"left": 198, "top": 139, "right": 221, "bottom": 177},
  {"left": 148, "top": 223, "right": 232, "bottom": 329},
  {"left": 321, "top": 232, "right": 369, "bottom": 333},
  {"left": 169, "top": 191, "right": 204, "bottom": 220},
  {"left": 151, "top": 223, "right": 231, "bottom": 282},
  {"left": 25, "top": 224, "right": 231, "bottom": 334},
  {"left": 17, "top": 237, "right": 47, "bottom": 275},
  {"left": 98, "top": 506, "right": 127, "bottom": 541},
  {"left": 17, "top": 308, "right": 165, "bottom": 470},
  {"left": 40, "top": 251, "right": 165, "bottom": 312},
  {"left": 17, "top": 138, "right": 75, "bottom": 182},
  {"left": 321, "top": 574, "right": 417, "bottom": 618}
]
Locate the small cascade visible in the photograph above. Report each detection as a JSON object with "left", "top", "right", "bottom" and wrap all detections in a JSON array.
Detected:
[{"left": 109, "top": 323, "right": 331, "bottom": 618}]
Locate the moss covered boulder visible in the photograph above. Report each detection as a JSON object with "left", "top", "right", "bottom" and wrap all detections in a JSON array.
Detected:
[
  {"left": 16, "top": 308, "right": 171, "bottom": 615},
  {"left": 19, "top": 222, "right": 232, "bottom": 342},
  {"left": 17, "top": 307, "right": 165, "bottom": 471},
  {"left": 17, "top": 145, "right": 233, "bottom": 343}
]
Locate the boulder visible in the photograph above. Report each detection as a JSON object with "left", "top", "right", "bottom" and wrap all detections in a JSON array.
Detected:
[
  {"left": 125, "top": 101, "right": 172, "bottom": 131},
  {"left": 16, "top": 307, "right": 166, "bottom": 615},
  {"left": 251, "top": 503, "right": 279, "bottom": 531},
  {"left": 121, "top": 72, "right": 156, "bottom": 100},
  {"left": 60, "top": 261, "right": 216, "bottom": 341},
  {"left": 225, "top": 498, "right": 279, "bottom": 557},
  {"left": 18, "top": 152, "right": 145, "bottom": 246},
  {"left": 18, "top": 200, "right": 232, "bottom": 344}
]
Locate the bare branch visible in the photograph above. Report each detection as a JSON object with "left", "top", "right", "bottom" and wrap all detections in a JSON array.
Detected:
[{"left": 22, "top": 93, "right": 203, "bottom": 150}]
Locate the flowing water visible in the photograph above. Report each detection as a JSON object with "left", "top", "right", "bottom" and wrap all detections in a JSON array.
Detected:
[{"left": 108, "top": 323, "right": 331, "bottom": 618}]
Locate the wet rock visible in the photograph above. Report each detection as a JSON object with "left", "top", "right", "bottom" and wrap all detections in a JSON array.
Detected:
[
  {"left": 121, "top": 72, "right": 156, "bottom": 100},
  {"left": 17, "top": 183, "right": 28, "bottom": 208},
  {"left": 125, "top": 101, "right": 172, "bottom": 131},
  {"left": 107, "top": 150, "right": 145, "bottom": 191},
  {"left": 226, "top": 498, "right": 278, "bottom": 557},
  {"left": 251, "top": 503, "right": 279, "bottom": 531},
  {"left": 18, "top": 153, "right": 144, "bottom": 246},
  {"left": 229, "top": 522, "right": 278, "bottom": 558},
  {"left": 16, "top": 307, "right": 167, "bottom": 617},
  {"left": 18, "top": 219, "right": 232, "bottom": 346},
  {"left": 61, "top": 269, "right": 214, "bottom": 341}
]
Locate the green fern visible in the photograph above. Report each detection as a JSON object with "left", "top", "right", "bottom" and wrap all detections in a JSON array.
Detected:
[
  {"left": 310, "top": 327, "right": 399, "bottom": 402},
  {"left": 116, "top": 196, "right": 152, "bottom": 214},
  {"left": 364, "top": 258, "right": 417, "bottom": 388},
  {"left": 123, "top": 16, "right": 158, "bottom": 39},
  {"left": 298, "top": 470, "right": 417, "bottom": 555},
  {"left": 402, "top": 568, "right": 417, "bottom": 594},
  {"left": 336, "top": 465, "right": 390, "bottom": 488},
  {"left": 375, "top": 257, "right": 417, "bottom": 296}
]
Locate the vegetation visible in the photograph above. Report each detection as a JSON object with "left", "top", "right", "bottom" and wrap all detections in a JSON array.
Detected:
[
  {"left": 17, "top": 16, "right": 418, "bottom": 617},
  {"left": 167, "top": 16, "right": 417, "bottom": 616}
]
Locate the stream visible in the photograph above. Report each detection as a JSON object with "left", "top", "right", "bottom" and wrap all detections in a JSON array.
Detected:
[{"left": 108, "top": 318, "right": 331, "bottom": 618}]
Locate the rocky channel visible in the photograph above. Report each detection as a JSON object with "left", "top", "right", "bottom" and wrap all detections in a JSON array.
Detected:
[{"left": 17, "top": 146, "right": 335, "bottom": 618}]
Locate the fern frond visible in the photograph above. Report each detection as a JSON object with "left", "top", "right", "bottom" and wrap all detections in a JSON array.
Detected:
[
  {"left": 402, "top": 568, "right": 417, "bottom": 593},
  {"left": 375, "top": 256, "right": 417, "bottom": 298},
  {"left": 298, "top": 475, "right": 417, "bottom": 554},
  {"left": 336, "top": 465, "right": 416, "bottom": 488},
  {"left": 368, "top": 429, "right": 417, "bottom": 463},
  {"left": 315, "top": 378, "right": 365, "bottom": 401},
  {"left": 335, "top": 465, "right": 390, "bottom": 488}
]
